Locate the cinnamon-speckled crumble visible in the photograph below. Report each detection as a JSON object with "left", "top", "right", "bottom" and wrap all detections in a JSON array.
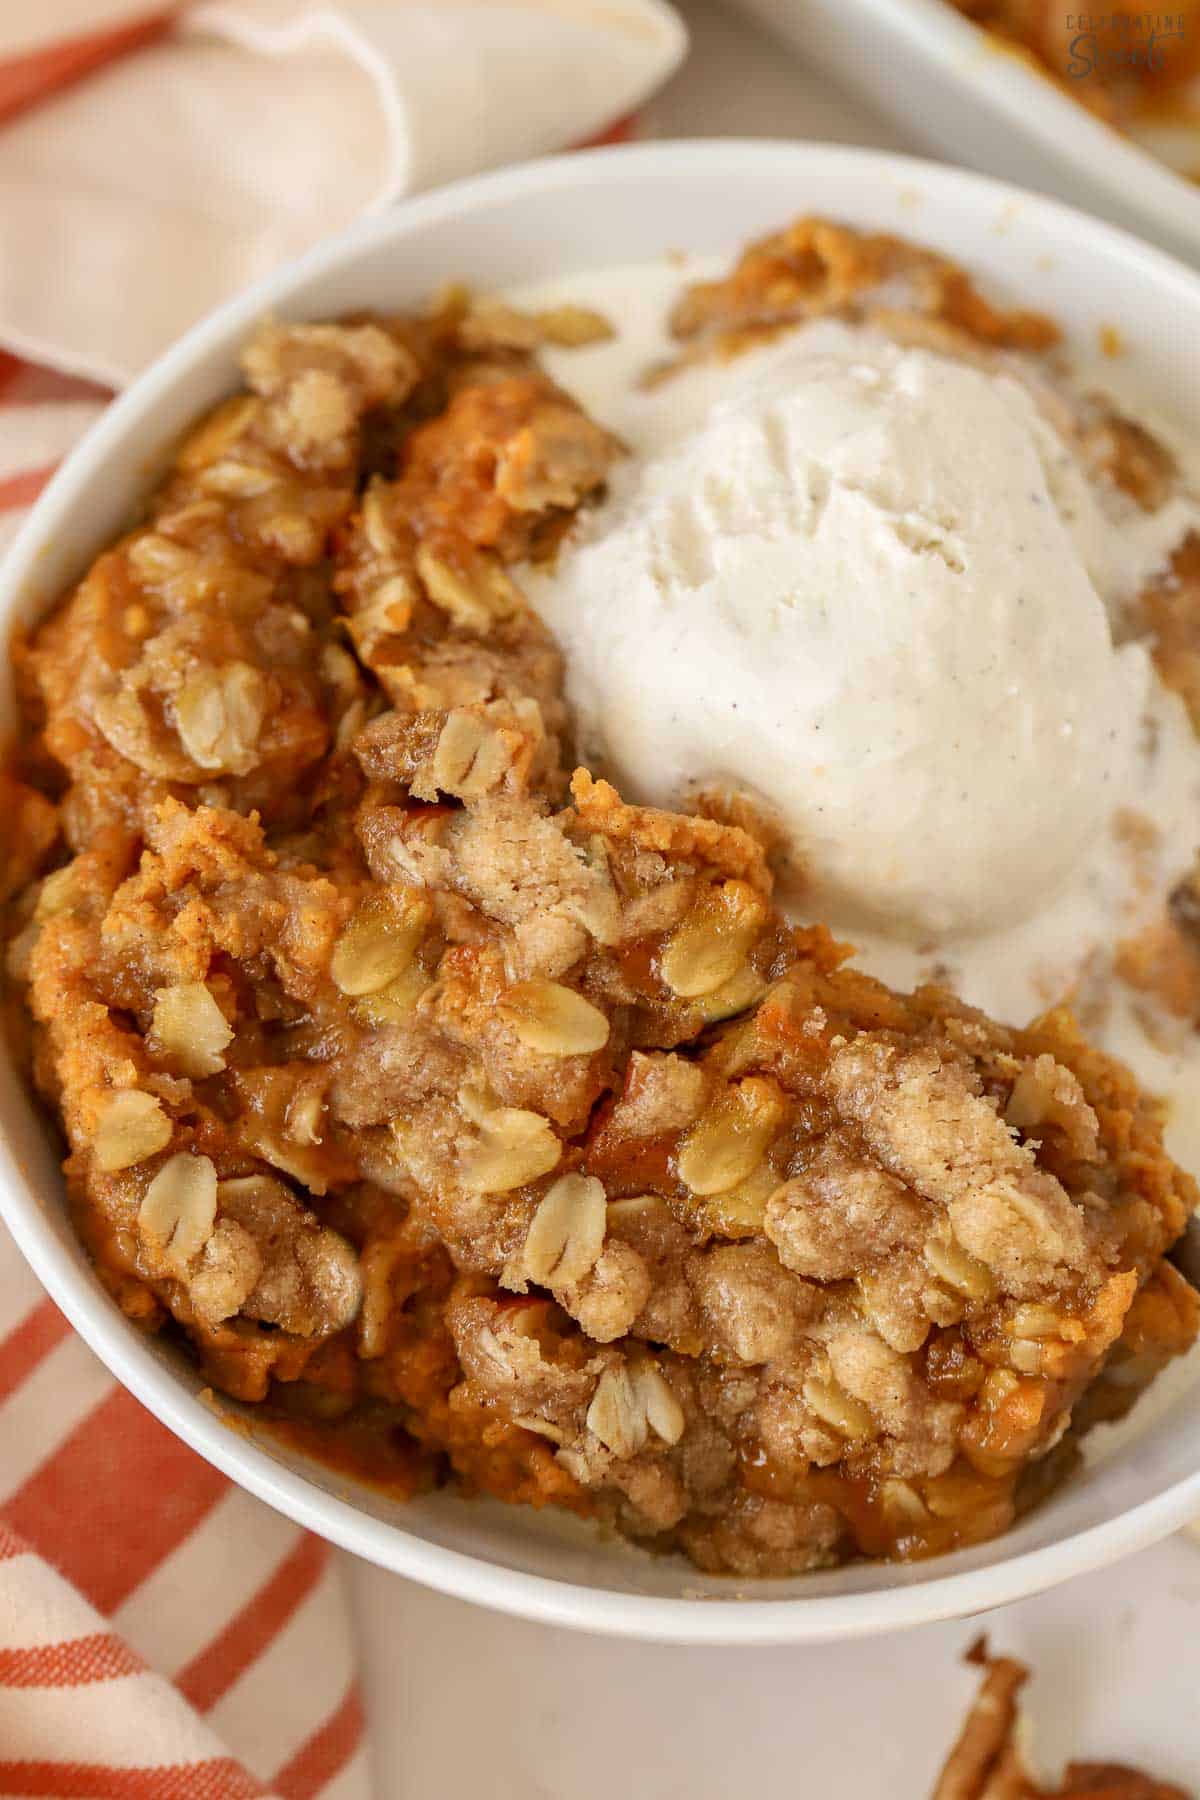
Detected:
[{"left": 3, "top": 221, "right": 1197, "bottom": 1576}]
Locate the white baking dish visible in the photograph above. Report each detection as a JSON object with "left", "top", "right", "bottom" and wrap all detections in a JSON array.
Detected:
[{"left": 727, "top": 0, "right": 1200, "bottom": 264}]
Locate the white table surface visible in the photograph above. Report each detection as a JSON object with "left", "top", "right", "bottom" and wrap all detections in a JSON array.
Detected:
[{"left": 350, "top": 6, "right": 1200, "bottom": 1791}]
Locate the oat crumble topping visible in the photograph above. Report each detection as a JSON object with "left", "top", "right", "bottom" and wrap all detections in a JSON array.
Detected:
[{"left": 3, "top": 224, "right": 1197, "bottom": 1577}]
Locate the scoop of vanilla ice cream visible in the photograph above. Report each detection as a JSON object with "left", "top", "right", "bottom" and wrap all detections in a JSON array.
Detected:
[{"left": 531, "top": 327, "right": 1154, "bottom": 940}]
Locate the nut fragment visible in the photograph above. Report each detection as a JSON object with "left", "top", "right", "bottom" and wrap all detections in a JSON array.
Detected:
[
  {"left": 586, "top": 1365, "right": 647, "bottom": 1459},
  {"left": 94, "top": 1090, "right": 173, "bottom": 1172},
  {"left": 460, "top": 1107, "right": 562, "bottom": 1193},
  {"left": 803, "top": 1376, "right": 874, "bottom": 1441},
  {"left": 138, "top": 1152, "right": 218, "bottom": 1277},
  {"left": 151, "top": 982, "right": 234, "bottom": 1078},
  {"left": 660, "top": 881, "right": 767, "bottom": 1000},
  {"left": 924, "top": 1234, "right": 996, "bottom": 1302},
  {"left": 331, "top": 890, "right": 430, "bottom": 996},
  {"left": 500, "top": 980, "right": 610, "bottom": 1057},
  {"left": 677, "top": 1077, "right": 785, "bottom": 1197},
  {"left": 522, "top": 1173, "right": 607, "bottom": 1288},
  {"left": 174, "top": 661, "right": 267, "bottom": 775}
]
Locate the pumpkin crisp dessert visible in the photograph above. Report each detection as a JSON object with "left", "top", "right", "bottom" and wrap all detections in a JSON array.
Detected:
[{"left": 3, "top": 220, "right": 1198, "bottom": 1577}]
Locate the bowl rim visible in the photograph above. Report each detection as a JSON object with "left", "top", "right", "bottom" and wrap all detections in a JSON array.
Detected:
[
  {"left": 5, "top": 136, "right": 1200, "bottom": 1645},
  {"left": 838, "top": 0, "right": 1200, "bottom": 249}
]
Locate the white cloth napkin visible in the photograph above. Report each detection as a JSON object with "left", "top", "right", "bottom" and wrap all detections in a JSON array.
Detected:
[{"left": 0, "top": 0, "right": 686, "bottom": 386}]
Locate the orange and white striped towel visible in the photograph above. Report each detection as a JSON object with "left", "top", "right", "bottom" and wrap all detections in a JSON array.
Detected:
[
  {"left": 0, "top": 326, "right": 362, "bottom": 1771},
  {"left": 0, "top": 148, "right": 372, "bottom": 1787},
  {"left": 0, "top": 6, "right": 685, "bottom": 1795},
  {"left": 0, "top": 0, "right": 685, "bottom": 384},
  {"left": 0, "top": 148, "right": 371, "bottom": 1800},
  {"left": 0, "top": 1244, "right": 367, "bottom": 1797}
]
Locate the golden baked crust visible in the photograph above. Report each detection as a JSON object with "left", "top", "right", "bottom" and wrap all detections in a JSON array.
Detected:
[
  {"left": 4, "top": 224, "right": 1197, "bottom": 1577},
  {"left": 660, "top": 216, "right": 1058, "bottom": 376}
]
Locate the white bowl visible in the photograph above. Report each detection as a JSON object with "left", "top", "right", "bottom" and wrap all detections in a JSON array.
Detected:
[
  {"left": 4, "top": 140, "right": 1200, "bottom": 1645},
  {"left": 728, "top": 0, "right": 1200, "bottom": 268}
]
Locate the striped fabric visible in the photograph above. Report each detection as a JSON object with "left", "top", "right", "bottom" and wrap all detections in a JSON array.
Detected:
[
  {"left": 0, "top": 1248, "right": 369, "bottom": 1796},
  {"left": 0, "top": 18, "right": 372, "bottom": 1791},
  {"left": 0, "top": 10, "right": 651, "bottom": 1788}
]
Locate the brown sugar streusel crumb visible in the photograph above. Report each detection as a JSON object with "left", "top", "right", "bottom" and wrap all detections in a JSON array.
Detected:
[
  {"left": 3, "top": 221, "right": 1198, "bottom": 1578},
  {"left": 932, "top": 1642, "right": 1192, "bottom": 1799}
]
